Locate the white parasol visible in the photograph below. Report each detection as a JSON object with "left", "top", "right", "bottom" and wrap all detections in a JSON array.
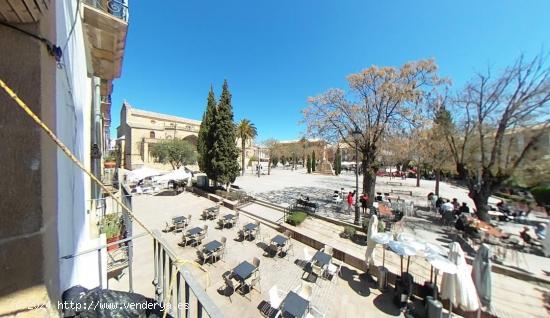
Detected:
[
  {"left": 388, "top": 240, "right": 417, "bottom": 275},
  {"left": 371, "top": 232, "right": 392, "bottom": 267}
]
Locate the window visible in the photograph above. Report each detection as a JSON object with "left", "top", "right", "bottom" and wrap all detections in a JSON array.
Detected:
[{"left": 150, "top": 131, "right": 156, "bottom": 139}]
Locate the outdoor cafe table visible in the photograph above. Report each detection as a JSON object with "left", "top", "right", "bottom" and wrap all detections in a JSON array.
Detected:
[
  {"left": 312, "top": 250, "right": 332, "bottom": 267},
  {"left": 203, "top": 240, "right": 222, "bottom": 254},
  {"left": 172, "top": 216, "right": 186, "bottom": 224},
  {"left": 244, "top": 223, "right": 257, "bottom": 231},
  {"left": 280, "top": 291, "right": 309, "bottom": 318},
  {"left": 222, "top": 213, "right": 235, "bottom": 220},
  {"left": 470, "top": 219, "right": 505, "bottom": 238},
  {"left": 271, "top": 234, "right": 288, "bottom": 247},
  {"left": 232, "top": 261, "right": 257, "bottom": 281},
  {"left": 186, "top": 227, "right": 203, "bottom": 237}
]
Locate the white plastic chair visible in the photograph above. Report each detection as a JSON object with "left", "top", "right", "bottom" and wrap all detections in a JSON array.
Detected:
[
  {"left": 305, "top": 305, "right": 326, "bottom": 318},
  {"left": 297, "top": 285, "right": 312, "bottom": 301},
  {"left": 303, "top": 248, "right": 313, "bottom": 262},
  {"left": 325, "top": 261, "right": 342, "bottom": 282},
  {"left": 268, "top": 285, "right": 284, "bottom": 309}
]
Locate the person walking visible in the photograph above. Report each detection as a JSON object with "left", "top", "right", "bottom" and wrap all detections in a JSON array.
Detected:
[
  {"left": 360, "top": 193, "right": 369, "bottom": 215},
  {"left": 347, "top": 192, "right": 354, "bottom": 215}
]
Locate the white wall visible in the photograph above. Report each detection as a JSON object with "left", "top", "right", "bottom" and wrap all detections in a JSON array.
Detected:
[{"left": 56, "top": 0, "right": 102, "bottom": 292}]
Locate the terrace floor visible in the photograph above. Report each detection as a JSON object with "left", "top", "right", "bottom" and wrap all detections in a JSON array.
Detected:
[{"left": 109, "top": 192, "right": 406, "bottom": 317}]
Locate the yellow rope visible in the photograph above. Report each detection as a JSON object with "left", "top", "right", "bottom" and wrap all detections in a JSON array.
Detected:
[{"left": 0, "top": 78, "right": 210, "bottom": 313}]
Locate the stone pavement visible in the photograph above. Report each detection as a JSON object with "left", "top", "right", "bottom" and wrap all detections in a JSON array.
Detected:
[{"left": 109, "top": 192, "right": 406, "bottom": 318}]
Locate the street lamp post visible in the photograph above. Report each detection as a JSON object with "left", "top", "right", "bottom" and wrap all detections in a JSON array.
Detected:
[{"left": 352, "top": 127, "right": 362, "bottom": 225}]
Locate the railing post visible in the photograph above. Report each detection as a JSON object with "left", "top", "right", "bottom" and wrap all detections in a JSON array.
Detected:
[
  {"left": 153, "top": 239, "right": 159, "bottom": 300},
  {"left": 97, "top": 249, "right": 103, "bottom": 288}
]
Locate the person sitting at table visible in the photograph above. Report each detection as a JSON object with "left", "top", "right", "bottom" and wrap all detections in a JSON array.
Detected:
[
  {"left": 520, "top": 226, "right": 533, "bottom": 244},
  {"left": 435, "top": 196, "right": 444, "bottom": 209},
  {"left": 457, "top": 202, "right": 470, "bottom": 216},
  {"left": 497, "top": 200, "right": 511, "bottom": 214},
  {"left": 441, "top": 199, "right": 454, "bottom": 215},
  {"left": 452, "top": 198, "right": 460, "bottom": 212},
  {"left": 535, "top": 223, "right": 546, "bottom": 240},
  {"left": 455, "top": 214, "right": 467, "bottom": 231}
]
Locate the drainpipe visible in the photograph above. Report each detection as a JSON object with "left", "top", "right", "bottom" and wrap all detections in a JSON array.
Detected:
[{"left": 91, "top": 77, "right": 102, "bottom": 200}]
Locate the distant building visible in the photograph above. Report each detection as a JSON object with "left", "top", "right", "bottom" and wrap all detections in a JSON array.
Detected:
[
  {"left": 116, "top": 102, "right": 201, "bottom": 170},
  {"left": 117, "top": 102, "right": 259, "bottom": 171}
]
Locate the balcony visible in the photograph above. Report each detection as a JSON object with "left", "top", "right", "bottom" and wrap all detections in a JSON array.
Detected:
[
  {"left": 82, "top": 0, "right": 129, "bottom": 80},
  {"left": 0, "top": 0, "right": 48, "bottom": 23}
]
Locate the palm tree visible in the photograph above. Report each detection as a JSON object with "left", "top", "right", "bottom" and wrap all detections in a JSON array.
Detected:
[{"left": 236, "top": 119, "right": 257, "bottom": 176}]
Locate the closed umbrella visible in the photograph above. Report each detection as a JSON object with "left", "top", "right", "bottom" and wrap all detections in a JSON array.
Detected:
[
  {"left": 365, "top": 214, "right": 379, "bottom": 271},
  {"left": 371, "top": 232, "right": 392, "bottom": 267},
  {"left": 441, "top": 242, "right": 480, "bottom": 316},
  {"left": 472, "top": 244, "right": 492, "bottom": 309},
  {"left": 426, "top": 253, "right": 457, "bottom": 298}
]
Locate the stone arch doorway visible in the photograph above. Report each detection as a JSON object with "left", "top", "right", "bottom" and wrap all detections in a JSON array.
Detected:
[{"left": 183, "top": 135, "right": 198, "bottom": 147}]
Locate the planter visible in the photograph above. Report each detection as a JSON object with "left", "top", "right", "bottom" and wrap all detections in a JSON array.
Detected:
[
  {"left": 107, "top": 235, "right": 123, "bottom": 252},
  {"left": 104, "top": 161, "right": 116, "bottom": 168}
]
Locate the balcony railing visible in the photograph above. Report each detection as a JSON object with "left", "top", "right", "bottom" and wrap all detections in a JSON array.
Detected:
[
  {"left": 153, "top": 230, "right": 224, "bottom": 318},
  {"left": 84, "top": 0, "right": 129, "bottom": 22}
]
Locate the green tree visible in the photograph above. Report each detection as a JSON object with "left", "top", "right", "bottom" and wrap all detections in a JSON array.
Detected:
[
  {"left": 236, "top": 119, "right": 257, "bottom": 176},
  {"left": 150, "top": 139, "right": 197, "bottom": 169},
  {"left": 197, "top": 87, "right": 216, "bottom": 172},
  {"left": 209, "top": 80, "right": 240, "bottom": 186},
  {"left": 307, "top": 154, "right": 312, "bottom": 173},
  {"left": 311, "top": 150, "right": 316, "bottom": 172}
]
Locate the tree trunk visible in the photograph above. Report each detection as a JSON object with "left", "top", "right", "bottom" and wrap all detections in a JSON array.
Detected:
[
  {"left": 268, "top": 151, "right": 271, "bottom": 175},
  {"left": 416, "top": 166, "right": 421, "bottom": 187},
  {"left": 361, "top": 157, "right": 377, "bottom": 209},
  {"left": 470, "top": 188, "right": 491, "bottom": 222},
  {"left": 241, "top": 139, "right": 246, "bottom": 176},
  {"left": 435, "top": 169, "right": 440, "bottom": 196}
]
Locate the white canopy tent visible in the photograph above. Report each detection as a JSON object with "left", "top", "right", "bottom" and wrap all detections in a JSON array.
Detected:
[
  {"left": 125, "top": 166, "right": 164, "bottom": 183},
  {"left": 152, "top": 167, "right": 192, "bottom": 188}
]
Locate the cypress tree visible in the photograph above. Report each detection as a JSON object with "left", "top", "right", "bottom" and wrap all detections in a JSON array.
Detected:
[
  {"left": 209, "top": 80, "right": 240, "bottom": 186},
  {"left": 311, "top": 150, "right": 316, "bottom": 172},
  {"left": 197, "top": 87, "right": 216, "bottom": 173},
  {"left": 307, "top": 154, "right": 312, "bottom": 173}
]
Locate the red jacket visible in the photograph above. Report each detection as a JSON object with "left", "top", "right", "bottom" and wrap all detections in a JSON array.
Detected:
[{"left": 347, "top": 194, "right": 354, "bottom": 205}]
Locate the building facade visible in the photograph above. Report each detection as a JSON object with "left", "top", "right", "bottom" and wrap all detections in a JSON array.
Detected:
[
  {"left": 116, "top": 102, "right": 202, "bottom": 170},
  {"left": 116, "top": 102, "right": 261, "bottom": 172},
  {"left": 0, "top": 0, "right": 129, "bottom": 315}
]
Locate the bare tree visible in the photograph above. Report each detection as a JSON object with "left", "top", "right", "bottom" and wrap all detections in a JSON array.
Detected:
[
  {"left": 263, "top": 138, "right": 279, "bottom": 175},
  {"left": 303, "top": 60, "right": 443, "bottom": 223},
  {"left": 443, "top": 54, "right": 550, "bottom": 221}
]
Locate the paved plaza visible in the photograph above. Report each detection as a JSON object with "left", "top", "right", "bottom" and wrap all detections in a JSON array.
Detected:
[{"left": 110, "top": 193, "right": 405, "bottom": 318}]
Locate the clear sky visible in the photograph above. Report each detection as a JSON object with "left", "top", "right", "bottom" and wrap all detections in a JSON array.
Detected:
[{"left": 111, "top": 0, "right": 550, "bottom": 142}]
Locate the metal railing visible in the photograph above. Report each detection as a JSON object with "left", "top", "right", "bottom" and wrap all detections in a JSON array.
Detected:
[
  {"left": 84, "top": 0, "right": 129, "bottom": 22},
  {"left": 152, "top": 230, "right": 224, "bottom": 318}
]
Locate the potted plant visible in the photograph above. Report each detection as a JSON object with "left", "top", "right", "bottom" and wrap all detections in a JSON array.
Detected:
[
  {"left": 340, "top": 226, "right": 356, "bottom": 239},
  {"left": 102, "top": 214, "right": 123, "bottom": 251},
  {"left": 104, "top": 150, "right": 118, "bottom": 169}
]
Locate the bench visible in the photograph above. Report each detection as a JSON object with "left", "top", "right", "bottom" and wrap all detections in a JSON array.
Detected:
[
  {"left": 391, "top": 189, "right": 413, "bottom": 196},
  {"left": 295, "top": 199, "right": 319, "bottom": 214},
  {"left": 386, "top": 181, "right": 403, "bottom": 186}
]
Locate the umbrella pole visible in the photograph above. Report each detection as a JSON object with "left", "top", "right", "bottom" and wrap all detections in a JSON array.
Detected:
[
  {"left": 382, "top": 246, "right": 386, "bottom": 268},
  {"left": 433, "top": 270, "right": 438, "bottom": 298},
  {"left": 406, "top": 256, "right": 411, "bottom": 273},
  {"left": 430, "top": 265, "right": 433, "bottom": 283},
  {"left": 400, "top": 256, "right": 403, "bottom": 276}
]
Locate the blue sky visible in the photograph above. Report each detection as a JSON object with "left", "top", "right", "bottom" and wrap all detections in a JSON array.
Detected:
[{"left": 111, "top": 0, "right": 550, "bottom": 142}]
